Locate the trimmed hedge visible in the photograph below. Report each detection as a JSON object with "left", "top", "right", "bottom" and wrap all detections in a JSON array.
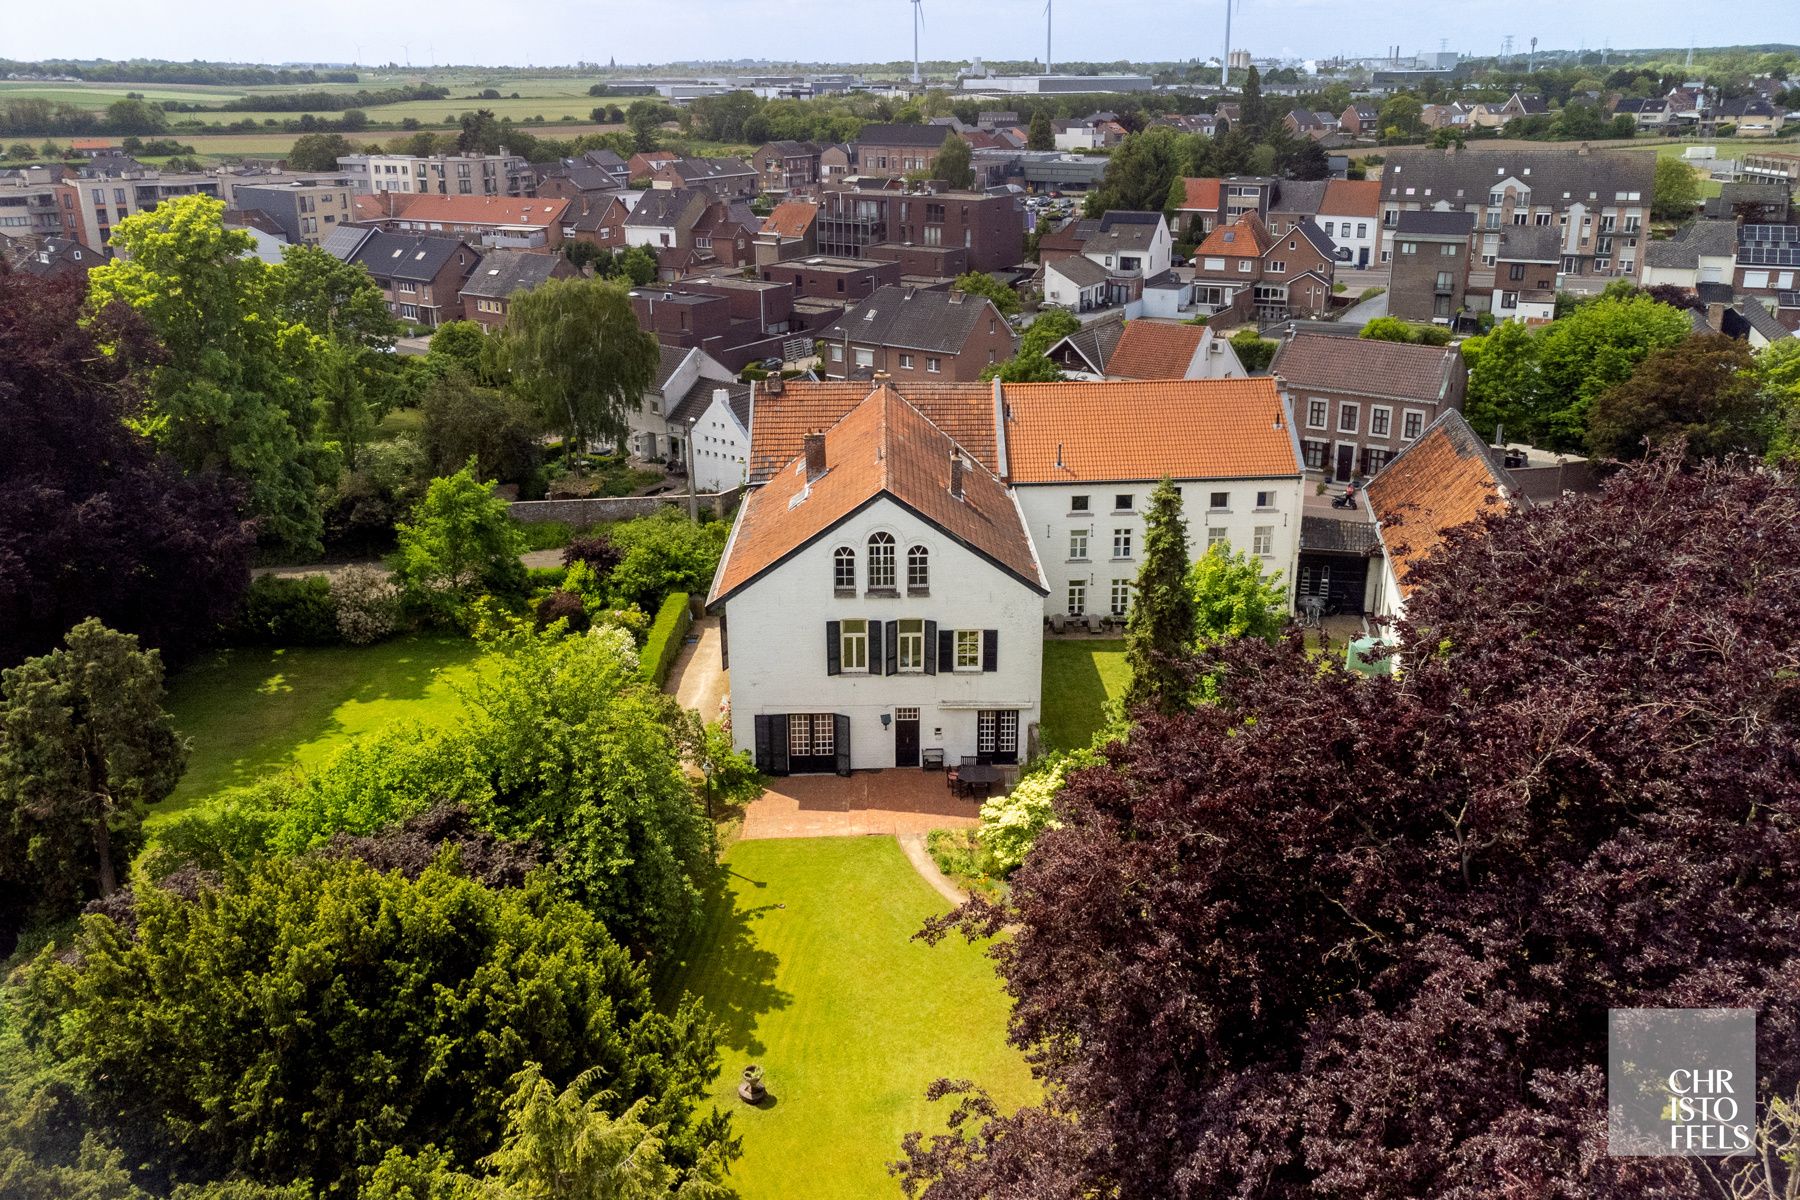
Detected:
[
  {"left": 641, "top": 592, "right": 693, "bottom": 687},
  {"left": 232, "top": 575, "right": 338, "bottom": 645}
]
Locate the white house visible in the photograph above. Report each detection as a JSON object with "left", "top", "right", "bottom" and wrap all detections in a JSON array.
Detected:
[
  {"left": 1001, "top": 378, "right": 1306, "bottom": 620},
  {"left": 1081, "top": 211, "right": 1172, "bottom": 281},
  {"left": 709, "top": 385, "right": 1047, "bottom": 773},
  {"left": 1043, "top": 255, "right": 1110, "bottom": 312},
  {"left": 629, "top": 345, "right": 743, "bottom": 473},
  {"left": 1099, "top": 319, "right": 1247, "bottom": 381},
  {"left": 1364, "top": 410, "right": 1516, "bottom": 621}
]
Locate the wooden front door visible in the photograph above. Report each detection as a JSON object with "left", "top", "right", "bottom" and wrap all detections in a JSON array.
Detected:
[
  {"left": 894, "top": 708, "right": 920, "bottom": 768},
  {"left": 1335, "top": 443, "right": 1356, "bottom": 482}
]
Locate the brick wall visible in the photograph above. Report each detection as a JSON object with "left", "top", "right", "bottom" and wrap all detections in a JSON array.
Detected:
[{"left": 508, "top": 487, "right": 743, "bottom": 525}]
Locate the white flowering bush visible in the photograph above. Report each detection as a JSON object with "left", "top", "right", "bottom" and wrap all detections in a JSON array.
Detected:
[
  {"left": 978, "top": 750, "right": 1098, "bottom": 874},
  {"left": 332, "top": 566, "right": 402, "bottom": 645}
]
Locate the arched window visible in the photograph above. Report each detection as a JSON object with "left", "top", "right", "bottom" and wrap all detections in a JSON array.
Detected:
[
  {"left": 907, "top": 544, "right": 930, "bottom": 592},
  {"left": 833, "top": 546, "right": 855, "bottom": 591},
  {"left": 867, "top": 532, "right": 896, "bottom": 589}
]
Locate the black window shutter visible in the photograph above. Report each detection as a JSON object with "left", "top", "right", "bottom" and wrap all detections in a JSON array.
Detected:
[
  {"left": 825, "top": 621, "right": 841, "bottom": 675},
  {"left": 833, "top": 713, "right": 851, "bottom": 776},
  {"left": 983, "top": 629, "right": 999, "bottom": 672},
  {"left": 923, "top": 621, "right": 938, "bottom": 675},
  {"left": 771, "top": 714, "right": 790, "bottom": 775},
  {"left": 884, "top": 620, "right": 899, "bottom": 675},
  {"left": 868, "top": 619, "right": 885, "bottom": 677},
  {"left": 753, "top": 714, "right": 772, "bottom": 771},
  {"left": 937, "top": 628, "right": 954, "bottom": 673}
]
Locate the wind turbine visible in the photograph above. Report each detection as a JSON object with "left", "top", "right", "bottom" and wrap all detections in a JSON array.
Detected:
[
  {"left": 1045, "top": 0, "right": 1053, "bottom": 73},
  {"left": 1221, "top": 0, "right": 1235, "bottom": 89},
  {"left": 910, "top": 0, "right": 925, "bottom": 86}
]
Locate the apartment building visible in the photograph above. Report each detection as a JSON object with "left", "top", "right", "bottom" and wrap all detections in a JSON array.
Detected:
[
  {"left": 335, "top": 151, "right": 536, "bottom": 198},
  {"left": 814, "top": 182, "right": 1024, "bottom": 274},
  {"left": 55, "top": 159, "right": 223, "bottom": 251},
  {"left": 1386, "top": 210, "right": 1476, "bottom": 323},
  {"left": 231, "top": 179, "right": 357, "bottom": 246},
  {"left": 753, "top": 141, "right": 823, "bottom": 194},
  {"left": 0, "top": 166, "right": 70, "bottom": 243},
  {"left": 1378, "top": 147, "right": 1652, "bottom": 285},
  {"left": 850, "top": 125, "right": 953, "bottom": 177}
]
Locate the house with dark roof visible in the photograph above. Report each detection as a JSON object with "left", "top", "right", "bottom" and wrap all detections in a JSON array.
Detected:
[
  {"left": 819, "top": 285, "right": 1017, "bottom": 382},
  {"left": 1270, "top": 330, "right": 1467, "bottom": 483},
  {"left": 1364, "top": 410, "right": 1518, "bottom": 619},
  {"left": 851, "top": 124, "right": 953, "bottom": 177},
  {"left": 708, "top": 383, "right": 1046, "bottom": 773},
  {"left": 348, "top": 232, "right": 481, "bottom": 328},
  {"left": 10, "top": 235, "right": 105, "bottom": 281},
  {"left": 1044, "top": 311, "right": 1128, "bottom": 377},
  {"left": 561, "top": 192, "right": 636, "bottom": 252},
  {"left": 1378, "top": 146, "right": 1652, "bottom": 285},
  {"left": 1388, "top": 209, "right": 1477, "bottom": 323},
  {"left": 1490, "top": 224, "right": 1561, "bottom": 322},
  {"left": 623, "top": 187, "right": 712, "bottom": 255},
  {"left": 459, "top": 249, "right": 576, "bottom": 328},
  {"left": 753, "top": 141, "right": 822, "bottom": 195},
  {"left": 652, "top": 157, "right": 759, "bottom": 199},
  {"left": 1296, "top": 514, "right": 1384, "bottom": 617},
  {"left": 1283, "top": 109, "right": 1337, "bottom": 140},
  {"left": 629, "top": 343, "right": 741, "bottom": 467},
  {"left": 1338, "top": 103, "right": 1382, "bottom": 137},
  {"left": 1643, "top": 218, "right": 1739, "bottom": 292}
]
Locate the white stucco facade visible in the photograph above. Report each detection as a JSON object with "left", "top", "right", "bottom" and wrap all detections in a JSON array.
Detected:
[
  {"left": 720, "top": 495, "right": 1046, "bottom": 772},
  {"left": 625, "top": 347, "right": 737, "bottom": 462},
  {"left": 1317, "top": 212, "right": 1377, "bottom": 269},
  {"left": 1013, "top": 476, "right": 1304, "bottom": 621},
  {"left": 686, "top": 389, "right": 750, "bottom": 493}
]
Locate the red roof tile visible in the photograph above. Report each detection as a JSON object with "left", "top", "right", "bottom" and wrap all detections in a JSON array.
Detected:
[
  {"left": 1196, "top": 212, "right": 1274, "bottom": 257},
  {"left": 1104, "top": 321, "right": 1208, "bottom": 380},
  {"left": 748, "top": 380, "right": 997, "bottom": 484},
  {"left": 385, "top": 194, "right": 569, "bottom": 229},
  {"left": 1365, "top": 411, "right": 1515, "bottom": 597},
  {"left": 711, "top": 386, "right": 1041, "bottom": 603},
  {"left": 1321, "top": 178, "right": 1382, "bottom": 218},
  {"left": 761, "top": 201, "right": 819, "bottom": 239},
  {"left": 1179, "top": 177, "right": 1222, "bottom": 211}
]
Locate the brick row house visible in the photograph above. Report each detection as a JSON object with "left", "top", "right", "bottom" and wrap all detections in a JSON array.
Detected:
[
  {"left": 1386, "top": 210, "right": 1477, "bottom": 324},
  {"left": 850, "top": 125, "right": 953, "bottom": 177},
  {"left": 819, "top": 285, "right": 1017, "bottom": 382},
  {"left": 652, "top": 156, "right": 760, "bottom": 200},
  {"left": 351, "top": 193, "right": 569, "bottom": 251},
  {"left": 754, "top": 141, "right": 823, "bottom": 195},
  {"left": 460, "top": 250, "right": 576, "bottom": 328},
  {"left": 1269, "top": 331, "right": 1468, "bottom": 483},
  {"left": 1378, "top": 146, "right": 1653, "bottom": 288},
  {"left": 341, "top": 230, "right": 481, "bottom": 328}
]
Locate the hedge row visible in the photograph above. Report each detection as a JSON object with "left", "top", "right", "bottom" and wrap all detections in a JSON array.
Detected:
[{"left": 640, "top": 592, "right": 693, "bottom": 687}]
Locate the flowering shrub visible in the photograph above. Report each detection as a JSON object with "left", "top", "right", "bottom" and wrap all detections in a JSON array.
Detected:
[{"left": 333, "top": 565, "right": 402, "bottom": 645}]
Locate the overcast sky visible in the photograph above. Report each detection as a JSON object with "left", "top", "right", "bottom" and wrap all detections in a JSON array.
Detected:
[{"left": 8, "top": 0, "right": 1788, "bottom": 70}]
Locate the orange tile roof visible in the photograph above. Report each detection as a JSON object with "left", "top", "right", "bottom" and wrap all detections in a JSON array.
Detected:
[
  {"left": 389, "top": 194, "right": 569, "bottom": 229},
  {"left": 760, "top": 201, "right": 818, "bottom": 240},
  {"left": 1321, "top": 178, "right": 1382, "bottom": 218},
  {"left": 1002, "top": 379, "right": 1301, "bottom": 484},
  {"left": 351, "top": 192, "right": 414, "bottom": 222},
  {"left": 1365, "top": 411, "right": 1515, "bottom": 598},
  {"left": 1104, "top": 321, "right": 1208, "bottom": 380},
  {"left": 1196, "top": 212, "right": 1273, "bottom": 258},
  {"left": 1179, "top": 177, "right": 1221, "bottom": 211},
  {"left": 748, "top": 380, "right": 997, "bottom": 484},
  {"left": 711, "top": 386, "right": 1042, "bottom": 604}
]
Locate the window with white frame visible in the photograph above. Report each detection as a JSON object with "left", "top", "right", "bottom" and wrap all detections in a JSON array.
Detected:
[
  {"left": 926, "top": 357, "right": 941, "bottom": 373},
  {"left": 954, "top": 629, "right": 981, "bottom": 671},
  {"left": 867, "top": 532, "right": 896, "bottom": 589},
  {"left": 1307, "top": 399, "right": 1328, "bottom": 428},
  {"left": 789, "top": 712, "right": 834, "bottom": 757},
  {"left": 1067, "top": 581, "right": 1086, "bottom": 615},
  {"left": 1252, "top": 526, "right": 1273, "bottom": 556},
  {"left": 1207, "top": 526, "right": 1228, "bottom": 548},
  {"left": 907, "top": 545, "right": 929, "bottom": 591},
  {"left": 899, "top": 353, "right": 914, "bottom": 369},
  {"left": 1112, "top": 528, "right": 1132, "bottom": 558},
  {"left": 1255, "top": 489, "right": 1275, "bottom": 508},
  {"left": 1268, "top": 260, "right": 1286, "bottom": 273},
  {"left": 1069, "top": 529, "right": 1088, "bottom": 560},
  {"left": 1110, "top": 578, "right": 1132, "bottom": 616},
  {"left": 840, "top": 619, "right": 869, "bottom": 672},
  {"left": 1402, "top": 410, "right": 1424, "bottom": 440},
  {"left": 1339, "top": 402, "right": 1359, "bottom": 433},
  {"left": 977, "top": 710, "right": 1019, "bottom": 759},
  {"left": 833, "top": 546, "right": 855, "bottom": 591},
  {"left": 897, "top": 619, "right": 925, "bottom": 672},
  {"left": 1370, "top": 407, "right": 1392, "bottom": 437}
]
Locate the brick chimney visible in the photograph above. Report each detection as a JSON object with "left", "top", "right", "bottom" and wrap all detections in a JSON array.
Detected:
[
  {"left": 803, "top": 432, "right": 827, "bottom": 481},
  {"left": 949, "top": 453, "right": 965, "bottom": 500}
]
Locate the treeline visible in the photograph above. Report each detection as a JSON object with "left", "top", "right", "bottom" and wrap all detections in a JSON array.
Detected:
[
  {"left": 196, "top": 82, "right": 450, "bottom": 113},
  {"left": 0, "top": 58, "right": 358, "bottom": 86}
]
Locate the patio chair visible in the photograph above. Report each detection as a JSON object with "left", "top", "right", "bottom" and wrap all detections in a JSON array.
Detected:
[
  {"left": 947, "top": 756, "right": 979, "bottom": 797},
  {"left": 1086, "top": 613, "right": 1105, "bottom": 635}
]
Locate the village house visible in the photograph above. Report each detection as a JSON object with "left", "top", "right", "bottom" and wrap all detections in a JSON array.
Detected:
[
  {"left": 560, "top": 193, "right": 635, "bottom": 253},
  {"left": 625, "top": 344, "right": 751, "bottom": 491},
  {"left": 458, "top": 250, "right": 576, "bottom": 328},
  {"left": 1490, "top": 224, "right": 1561, "bottom": 323},
  {"left": 652, "top": 156, "right": 760, "bottom": 200},
  {"left": 1269, "top": 330, "right": 1468, "bottom": 483},
  {"left": 622, "top": 187, "right": 712, "bottom": 253},
  {"left": 1316, "top": 178, "right": 1381, "bottom": 268},
  {"left": 1094, "top": 319, "right": 1248, "bottom": 381},
  {"left": 709, "top": 385, "right": 1047, "bottom": 774},
  {"left": 350, "top": 193, "right": 569, "bottom": 251},
  {"left": 534, "top": 160, "right": 626, "bottom": 204},
  {"left": 753, "top": 141, "right": 823, "bottom": 195},
  {"left": 1338, "top": 103, "right": 1383, "bottom": 137},
  {"left": 1282, "top": 109, "right": 1337, "bottom": 141},
  {"left": 1386, "top": 210, "right": 1476, "bottom": 323},
  {"left": 754, "top": 201, "right": 820, "bottom": 264},
  {"left": 819, "top": 285, "right": 1017, "bottom": 382},
  {"left": 629, "top": 344, "right": 739, "bottom": 463},
  {"left": 1042, "top": 313, "right": 1127, "bottom": 377},
  {"left": 1364, "top": 410, "right": 1518, "bottom": 620},
  {"left": 344, "top": 231, "right": 481, "bottom": 328},
  {"left": 1188, "top": 212, "right": 1336, "bottom": 322},
  {"left": 628, "top": 151, "right": 679, "bottom": 182},
  {"left": 1378, "top": 146, "right": 1652, "bottom": 284}
]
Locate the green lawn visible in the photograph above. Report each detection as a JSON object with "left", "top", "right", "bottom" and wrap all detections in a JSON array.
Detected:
[
  {"left": 1040, "top": 638, "right": 1128, "bottom": 752},
  {"left": 154, "top": 633, "right": 484, "bottom": 823},
  {"left": 658, "top": 838, "right": 1036, "bottom": 1200}
]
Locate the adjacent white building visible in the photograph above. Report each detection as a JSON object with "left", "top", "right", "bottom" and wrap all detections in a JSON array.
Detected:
[
  {"left": 629, "top": 345, "right": 747, "bottom": 487},
  {"left": 709, "top": 386, "right": 1046, "bottom": 773}
]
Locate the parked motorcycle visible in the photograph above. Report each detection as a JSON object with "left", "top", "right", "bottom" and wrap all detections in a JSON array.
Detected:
[{"left": 1331, "top": 483, "right": 1361, "bottom": 510}]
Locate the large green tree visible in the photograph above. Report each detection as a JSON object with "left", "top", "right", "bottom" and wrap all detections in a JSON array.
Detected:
[
  {"left": 1187, "top": 543, "right": 1287, "bottom": 647},
  {"left": 1084, "top": 125, "right": 1192, "bottom": 217},
  {"left": 1652, "top": 155, "right": 1701, "bottom": 221},
  {"left": 951, "top": 271, "right": 1020, "bottom": 316},
  {"left": 936, "top": 134, "right": 974, "bottom": 189},
  {"left": 1533, "top": 292, "right": 1690, "bottom": 449},
  {"left": 0, "top": 620, "right": 183, "bottom": 913},
  {"left": 1123, "top": 479, "right": 1197, "bottom": 716},
  {"left": 285, "top": 132, "right": 355, "bottom": 171},
  {"left": 15, "top": 857, "right": 729, "bottom": 1193},
  {"left": 88, "top": 194, "right": 336, "bottom": 556},
  {"left": 420, "top": 370, "right": 545, "bottom": 486},
  {"left": 393, "top": 462, "right": 528, "bottom": 620},
  {"left": 1027, "top": 110, "right": 1053, "bottom": 151},
  {"left": 494, "top": 277, "right": 659, "bottom": 452},
  {"left": 1587, "top": 332, "right": 1769, "bottom": 461}
]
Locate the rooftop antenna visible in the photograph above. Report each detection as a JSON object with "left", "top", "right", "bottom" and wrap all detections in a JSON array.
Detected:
[
  {"left": 911, "top": 0, "right": 925, "bottom": 86},
  {"left": 1045, "top": 0, "right": 1053, "bottom": 74}
]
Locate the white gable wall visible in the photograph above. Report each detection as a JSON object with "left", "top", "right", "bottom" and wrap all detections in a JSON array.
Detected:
[{"left": 722, "top": 493, "right": 1045, "bottom": 771}]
